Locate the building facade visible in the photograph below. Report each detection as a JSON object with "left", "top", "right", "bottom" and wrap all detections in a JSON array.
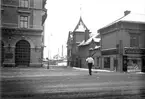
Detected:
[
  {"left": 78, "top": 34, "right": 101, "bottom": 69},
  {"left": 98, "top": 11, "right": 145, "bottom": 72},
  {"left": 1, "top": 0, "right": 47, "bottom": 67},
  {"left": 67, "top": 17, "right": 90, "bottom": 67}
]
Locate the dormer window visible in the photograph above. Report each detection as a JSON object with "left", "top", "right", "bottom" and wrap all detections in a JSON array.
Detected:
[{"left": 20, "top": 0, "right": 29, "bottom": 8}]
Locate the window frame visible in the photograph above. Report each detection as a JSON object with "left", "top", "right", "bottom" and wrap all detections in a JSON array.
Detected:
[
  {"left": 19, "top": 15, "right": 29, "bottom": 28},
  {"left": 19, "top": 0, "right": 30, "bottom": 8}
]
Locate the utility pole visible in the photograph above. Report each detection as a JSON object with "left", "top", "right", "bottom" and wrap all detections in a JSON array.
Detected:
[{"left": 62, "top": 45, "right": 63, "bottom": 58}]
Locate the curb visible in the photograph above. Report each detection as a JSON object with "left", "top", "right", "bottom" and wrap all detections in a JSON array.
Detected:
[{"left": 73, "top": 67, "right": 114, "bottom": 72}]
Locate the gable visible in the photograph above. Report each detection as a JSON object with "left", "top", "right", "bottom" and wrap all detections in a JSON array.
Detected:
[{"left": 73, "top": 17, "right": 88, "bottom": 32}]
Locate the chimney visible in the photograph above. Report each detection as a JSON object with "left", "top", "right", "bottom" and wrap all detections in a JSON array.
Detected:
[
  {"left": 85, "top": 29, "right": 90, "bottom": 41},
  {"left": 124, "top": 10, "right": 131, "bottom": 16}
]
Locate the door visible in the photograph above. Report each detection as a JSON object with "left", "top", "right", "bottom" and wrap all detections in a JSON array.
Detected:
[
  {"left": 15, "top": 40, "right": 30, "bottom": 66},
  {"left": 1, "top": 41, "right": 4, "bottom": 66}
]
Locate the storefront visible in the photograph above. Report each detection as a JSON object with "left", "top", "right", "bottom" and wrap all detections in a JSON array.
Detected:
[
  {"left": 124, "top": 47, "right": 145, "bottom": 72},
  {"left": 101, "top": 48, "right": 118, "bottom": 71}
]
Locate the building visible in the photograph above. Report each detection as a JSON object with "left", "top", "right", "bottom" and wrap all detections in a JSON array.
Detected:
[
  {"left": 67, "top": 17, "right": 90, "bottom": 67},
  {"left": 78, "top": 33, "right": 101, "bottom": 68},
  {"left": 1, "top": 0, "right": 47, "bottom": 67},
  {"left": 98, "top": 11, "right": 145, "bottom": 72}
]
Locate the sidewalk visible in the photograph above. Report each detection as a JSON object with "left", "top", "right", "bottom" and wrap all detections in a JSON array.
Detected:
[
  {"left": 73, "top": 67, "right": 114, "bottom": 72},
  {"left": 73, "top": 67, "right": 145, "bottom": 74}
]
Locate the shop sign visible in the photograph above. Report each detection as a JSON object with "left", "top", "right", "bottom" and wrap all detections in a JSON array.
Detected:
[
  {"left": 101, "top": 49, "right": 118, "bottom": 55},
  {"left": 124, "top": 48, "right": 145, "bottom": 55}
]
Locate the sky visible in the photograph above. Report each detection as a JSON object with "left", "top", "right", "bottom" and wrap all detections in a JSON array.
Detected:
[{"left": 43, "top": 0, "right": 145, "bottom": 59}]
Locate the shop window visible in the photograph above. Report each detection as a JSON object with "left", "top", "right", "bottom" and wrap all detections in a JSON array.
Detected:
[
  {"left": 104, "top": 57, "right": 110, "bottom": 68},
  {"left": 130, "top": 34, "right": 139, "bottom": 47}
]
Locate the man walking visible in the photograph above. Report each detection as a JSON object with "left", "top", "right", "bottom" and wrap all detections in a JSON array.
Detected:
[{"left": 86, "top": 56, "right": 94, "bottom": 75}]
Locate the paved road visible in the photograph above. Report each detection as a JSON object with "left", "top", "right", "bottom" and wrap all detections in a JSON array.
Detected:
[{"left": 1, "top": 66, "right": 145, "bottom": 99}]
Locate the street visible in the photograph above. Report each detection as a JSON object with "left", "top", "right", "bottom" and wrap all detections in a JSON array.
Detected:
[{"left": 1, "top": 66, "right": 145, "bottom": 99}]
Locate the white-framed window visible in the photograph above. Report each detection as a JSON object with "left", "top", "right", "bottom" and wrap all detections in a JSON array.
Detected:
[
  {"left": 19, "top": 15, "right": 28, "bottom": 28},
  {"left": 19, "top": 0, "right": 29, "bottom": 8}
]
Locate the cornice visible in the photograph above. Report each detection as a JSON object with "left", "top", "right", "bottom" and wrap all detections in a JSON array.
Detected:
[
  {"left": 2, "top": 4, "right": 44, "bottom": 11},
  {"left": 2, "top": 27, "right": 43, "bottom": 33},
  {"left": 101, "top": 27, "right": 145, "bottom": 35}
]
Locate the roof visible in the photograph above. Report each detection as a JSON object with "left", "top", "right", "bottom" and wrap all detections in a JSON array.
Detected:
[
  {"left": 89, "top": 45, "right": 100, "bottom": 50},
  {"left": 121, "top": 13, "right": 145, "bottom": 23},
  {"left": 78, "top": 33, "right": 100, "bottom": 46},
  {"left": 73, "top": 17, "right": 88, "bottom": 32},
  {"left": 67, "top": 31, "right": 73, "bottom": 45},
  {"left": 98, "top": 12, "right": 145, "bottom": 32}
]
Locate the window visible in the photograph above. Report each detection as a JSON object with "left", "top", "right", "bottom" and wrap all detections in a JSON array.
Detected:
[
  {"left": 104, "top": 57, "right": 110, "bottom": 68},
  {"left": 130, "top": 34, "right": 139, "bottom": 47},
  {"left": 20, "top": 0, "right": 29, "bottom": 8},
  {"left": 20, "top": 16, "right": 28, "bottom": 28}
]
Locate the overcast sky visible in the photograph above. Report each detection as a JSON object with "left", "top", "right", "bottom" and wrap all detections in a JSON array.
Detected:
[{"left": 43, "top": 0, "right": 145, "bottom": 59}]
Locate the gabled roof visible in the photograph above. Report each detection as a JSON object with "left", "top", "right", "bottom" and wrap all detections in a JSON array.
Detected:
[
  {"left": 67, "top": 31, "right": 73, "bottom": 45},
  {"left": 73, "top": 17, "right": 88, "bottom": 32},
  {"left": 98, "top": 12, "right": 145, "bottom": 32},
  {"left": 78, "top": 33, "right": 100, "bottom": 46}
]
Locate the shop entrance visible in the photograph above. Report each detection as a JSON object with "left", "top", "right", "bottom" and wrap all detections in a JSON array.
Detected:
[{"left": 15, "top": 40, "right": 30, "bottom": 66}]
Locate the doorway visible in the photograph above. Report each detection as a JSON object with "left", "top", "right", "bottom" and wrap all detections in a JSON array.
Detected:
[
  {"left": 15, "top": 40, "right": 30, "bottom": 66},
  {"left": 1, "top": 41, "right": 4, "bottom": 66}
]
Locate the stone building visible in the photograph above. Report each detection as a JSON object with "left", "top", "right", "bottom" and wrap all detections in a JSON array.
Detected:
[
  {"left": 98, "top": 11, "right": 145, "bottom": 72},
  {"left": 1, "top": 0, "right": 47, "bottom": 67}
]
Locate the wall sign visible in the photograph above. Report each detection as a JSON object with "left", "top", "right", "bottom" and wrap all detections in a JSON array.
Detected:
[
  {"left": 124, "top": 48, "right": 145, "bottom": 55},
  {"left": 101, "top": 49, "right": 118, "bottom": 55}
]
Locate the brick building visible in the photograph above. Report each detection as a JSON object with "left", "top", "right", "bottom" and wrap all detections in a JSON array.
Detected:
[
  {"left": 1, "top": 0, "right": 47, "bottom": 67},
  {"left": 98, "top": 11, "right": 145, "bottom": 72}
]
